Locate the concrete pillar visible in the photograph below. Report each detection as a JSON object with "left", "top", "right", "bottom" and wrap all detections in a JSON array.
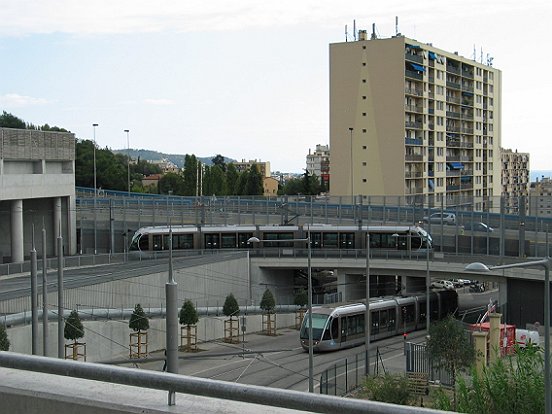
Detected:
[
  {"left": 53, "top": 197, "right": 62, "bottom": 256},
  {"left": 10, "top": 199, "right": 24, "bottom": 262},
  {"left": 67, "top": 195, "right": 77, "bottom": 256},
  {"left": 489, "top": 313, "right": 503, "bottom": 364},
  {"left": 336, "top": 270, "right": 346, "bottom": 302},
  {"left": 473, "top": 330, "right": 488, "bottom": 375}
]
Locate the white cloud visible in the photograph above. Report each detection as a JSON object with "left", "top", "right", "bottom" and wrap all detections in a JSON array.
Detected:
[
  {"left": 0, "top": 93, "right": 50, "bottom": 107},
  {"left": 142, "top": 98, "right": 175, "bottom": 106}
]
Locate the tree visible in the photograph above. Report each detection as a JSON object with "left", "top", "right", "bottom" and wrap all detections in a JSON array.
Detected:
[
  {"left": 179, "top": 300, "right": 199, "bottom": 326},
  {"left": 225, "top": 163, "right": 239, "bottom": 195},
  {"left": 260, "top": 288, "right": 276, "bottom": 313},
  {"left": 0, "top": 111, "right": 26, "bottom": 129},
  {"left": 64, "top": 309, "right": 84, "bottom": 342},
  {"left": 426, "top": 315, "right": 475, "bottom": 408},
  {"left": 294, "top": 289, "right": 308, "bottom": 308},
  {"left": 222, "top": 293, "right": 240, "bottom": 317},
  {"left": 244, "top": 164, "right": 263, "bottom": 195},
  {"left": 433, "top": 343, "right": 544, "bottom": 414},
  {"left": 158, "top": 172, "right": 184, "bottom": 195},
  {"left": 129, "top": 304, "right": 149, "bottom": 332},
  {"left": 361, "top": 374, "right": 413, "bottom": 406},
  {"left": 211, "top": 154, "right": 226, "bottom": 172},
  {"left": 182, "top": 154, "right": 198, "bottom": 196},
  {"left": 0, "top": 324, "right": 10, "bottom": 351}
]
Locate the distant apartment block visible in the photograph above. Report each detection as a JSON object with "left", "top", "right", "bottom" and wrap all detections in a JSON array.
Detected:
[
  {"left": 501, "top": 148, "right": 529, "bottom": 214},
  {"left": 263, "top": 176, "right": 279, "bottom": 197},
  {"left": 231, "top": 159, "right": 271, "bottom": 178},
  {"left": 148, "top": 158, "right": 180, "bottom": 174},
  {"left": 529, "top": 177, "right": 552, "bottom": 218},
  {"left": 329, "top": 31, "right": 501, "bottom": 211},
  {"left": 306, "top": 144, "right": 330, "bottom": 189},
  {"left": 0, "top": 127, "right": 77, "bottom": 263}
]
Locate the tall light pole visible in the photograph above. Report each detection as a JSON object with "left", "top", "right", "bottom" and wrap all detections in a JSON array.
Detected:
[
  {"left": 465, "top": 258, "right": 551, "bottom": 414},
  {"left": 248, "top": 235, "right": 314, "bottom": 393},
  {"left": 124, "top": 129, "right": 130, "bottom": 196},
  {"left": 349, "top": 127, "right": 354, "bottom": 202},
  {"left": 425, "top": 233, "right": 430, "bottom": 335},
  {"left": 92, "top": 123, "right": 98, "bottom": 255},
  {"left": 365, "top": 232, "right": 370, "bottom": 375}
]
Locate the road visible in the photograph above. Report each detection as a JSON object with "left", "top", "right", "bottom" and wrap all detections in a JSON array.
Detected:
[{"left": 133, "top": 327, "right": 425, "bottom": 393}]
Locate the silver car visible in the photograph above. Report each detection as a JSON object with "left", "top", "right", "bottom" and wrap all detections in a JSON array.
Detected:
[{"left": 422, "top": 212, "right": 457, "bottom": 225}]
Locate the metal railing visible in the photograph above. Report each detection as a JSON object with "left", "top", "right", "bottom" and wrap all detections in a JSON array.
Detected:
[{"left": 0, "top": 352, "right": 444, "bottom": 414}]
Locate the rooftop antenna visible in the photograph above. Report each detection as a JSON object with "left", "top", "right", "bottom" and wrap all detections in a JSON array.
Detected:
[
  {"left": 345, "top": 24, "right": 348, "bottom": 42},
  {"left": 480, "top": 47, "right": 484, "bottom": 64},
  {"left": 486, "top": 53, "right": 494, "bottom": 67},
  {"left": 395, "top": 16, "right": 399, "bottom": 36},
  {"left": 473, "top": 44, "right": 477, "bottom": 61},
  {"left": 371, "top": 23, "right": 377, "bottom": 40},
  {"left": 353, "top": 19, "right": 356, "bottom": 41}
]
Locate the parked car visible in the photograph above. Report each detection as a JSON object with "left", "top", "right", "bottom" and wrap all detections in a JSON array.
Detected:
[
  {"left": 422, "top": 212, "right": 457, "bottom": 225},
  {"left": 449, "top": 279, "right": 466, "bottom": 288},
  {"left": 431, "top": 279, "right": 455, "bottom": 290},
  {"left": 463, "top": 221, "right": 494, "bottom": 232}
]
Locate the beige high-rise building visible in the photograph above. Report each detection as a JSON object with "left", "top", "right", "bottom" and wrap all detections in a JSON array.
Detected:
[
  {"left": 329, "top": 32, "right": 502, "bottom": 211},
  {"left": 501, "top": 148, "right": 529, "bottom": 214}
]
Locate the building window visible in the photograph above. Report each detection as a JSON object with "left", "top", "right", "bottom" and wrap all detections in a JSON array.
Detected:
[
  {"left": 362, "top": 146, "right": 367, "bottom": 149},
  {"left": 362, "top": 96, "right": 366, "bottom": 100},
  {"left": 362, "top": 62, "right": 366, "bottom": 66},
  {"left": 362, "top": 129, "right": 367, "bottom": 133},
  {"left": 362, "top": 79, "right": 366, "bottom": 83},
  {"left": 362, "top": 112, "right": 366, "bottom": 116},
  {"left": 362, "top": 162, "right": 367, "bottom": 166},
  {"left": 362, "top": 179, "right": 367, "bottom": 182}
]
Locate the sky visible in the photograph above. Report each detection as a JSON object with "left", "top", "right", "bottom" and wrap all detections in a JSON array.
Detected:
[{"left": 0, "top": 0, "right": 550, "bottom": 173}]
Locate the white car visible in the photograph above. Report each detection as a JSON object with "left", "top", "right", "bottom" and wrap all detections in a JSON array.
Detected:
[
  {"left": 422, "top": 212, "right": 457, "bottom": 225},
  {"left": 431, "top": 280, "right": 455, "bottom": 290}
]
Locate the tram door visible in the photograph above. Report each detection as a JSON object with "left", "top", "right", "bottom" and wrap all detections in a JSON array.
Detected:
[{"left": 340, "top": 316, "right": 347, "bottom": 342}]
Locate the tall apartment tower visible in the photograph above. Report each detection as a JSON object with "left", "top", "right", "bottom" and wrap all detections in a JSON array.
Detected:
[
  {"left": 306, "top": 144, "right": 330, "bottom": 188},
  {"left": 329, "top": 32, "right": 501, "bottom": 211},
  {"left": 501, "top": 148, "right": 530, "bottom": 214}
]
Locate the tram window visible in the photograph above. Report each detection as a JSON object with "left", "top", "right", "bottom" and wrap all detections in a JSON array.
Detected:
[
  {"left": 221, "top": 233, "right": 237, "bottom": 248},
  {"left": 370, "top": 233, "right": 395, "bottom": 249},
  {"left": 379, "top": 310, "right": 389, "bottom": 330},
  {"left": 396, "top": 235, "right": 408, "bottom": 250},
  {"left": 311, "top": 232, "right": 322, "bottom": 248},
  {"left": 340, "top": 233, "right": 355, "bottom": 249},
  {"left": 371, "top": 311, "right": 379, "bottom": 334},
  {"left": 153, "top": 235, "right": 163, "bottom": 251},
  {"left": 346, "top": 314, "right": 364, "bottom": 336},
  {"left": 323, "top": 327, "right": 331, "bottom": 340},
  {"left": 387, "top": 309, "right": 396, "bottom": 331},
  {"left": 138, "top": 235, "right": 149, "bottom": 251},
  {"left": 263, "top": 232, "right": 294, "bottom": 248},
  {"left": 411, "top": 235, "right": 422, "bottom": 249},
  {"left": 402, "top": 305, "right": 416, "bottom": 324},
  {"left": 323, "top": 233, "right": 338, "bottom": 248},
  {"left": 204, "top": 234, "right": 220, "bottom": 249},
  {"left": 173, "top": 234, "right": 193, "bottom": 249},
  {"left": 238, "top": 233, "right": 253, "bottom": 248},
  {"left": 331, "top": 317, "right": 339, "bottom": 339}
]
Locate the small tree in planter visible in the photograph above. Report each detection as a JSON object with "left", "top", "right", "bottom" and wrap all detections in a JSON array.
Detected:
[
  {"left": 64, "top": 309, "right": 86, "bottom": 360},
  {"left": 0, "top": 323, "right": 10, "bottom": 351},
  {"left": 179, "top": 300, "right": 199, "bottom": 351},
  {"left": 260, "top": 288, "right": 277, "bottom": 335},
  {"left": 129, "top": 304, "right": 149, "bottom": 358},
  {"left": 294, "top": 289, "right": 308, "bottom": 329},
  {"left": 222, "top": 293, "right": 240, "bottom": 343}
]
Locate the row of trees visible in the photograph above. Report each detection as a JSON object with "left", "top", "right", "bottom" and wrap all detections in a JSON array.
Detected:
[{"left": 1, "top": 111, "right": 327, "bottom": 197}]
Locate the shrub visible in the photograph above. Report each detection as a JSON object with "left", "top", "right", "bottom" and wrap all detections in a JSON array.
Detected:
[
  {"left": 363, "top": 374, "right": 412, "bottom": 406},
  {"left": 222, "top": 293, "right": 240, "bottom": 317},
  {"left": 64, "top": 310, "right": 84, "bottom": 341},
  {"left": 0, "top": 324, "right": 10, "bottom": 351},
  {"left": 260, "top": 289, "right": 276, "bottom": 313},
  {"left": 129, "top": 304, "right": 149, "bottom": 332},
  {"left": 179, "top": 300, "right": 199, "bottom": 326},
  {"left": 294, "top": 289, "right": 308, "bottom": 308}
]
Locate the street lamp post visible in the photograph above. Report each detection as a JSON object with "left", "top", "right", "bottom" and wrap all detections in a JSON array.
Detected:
[
  {"left": 365, "top": 232, "right": 370, "bottom": 376},
  {"left": 465, "top": 258, "right": 551, "bottom": 414},
  {"left": 124, "top": 129, "right": 130, "bottom": 196},
  {"left": 349, "top": 127, "right": 354, "bottom": 202},
  {"left": 92, "top": 123, "right": 98, "bottom": 255},
  {"left": 248, "top": 234, "right": 314, "bottom": 393}
]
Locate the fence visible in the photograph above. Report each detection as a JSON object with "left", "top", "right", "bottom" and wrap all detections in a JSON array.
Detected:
[{"left": 405, "top": 342, "right": 453, "bottom": 386}]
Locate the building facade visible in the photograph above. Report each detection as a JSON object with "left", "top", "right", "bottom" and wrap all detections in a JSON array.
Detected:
[
  {"left": 329, "top": 32, "right": 502, "bottom": 211},
  {"left": 501, "top": 148, "right": 529, "bottom": 214},
  {"left": 0, "top": 128, "right": 77, "bottom": 263},
  {"left": 529, "top": 177, "right": 552, "bottom": 218},
  {"left": 231, "top": 159, "right": 271, "bottom": 178},
  {"left": 306, "top": 144, "right": 330, "bottom": 189}
]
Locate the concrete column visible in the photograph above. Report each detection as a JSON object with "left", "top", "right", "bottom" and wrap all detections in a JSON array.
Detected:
[
  {"left": 336, "top": 270, "right": 347, "bottom": 302},
  {"left": 66, "top": 195, "right": 77, "bottom": 256},
  {"left": 472, "top": 330, "right": 488, "bottom": 375},
  {"left": 53, "top": 197, "right": 62, "bottom": 256},
  {"left": 10, "top": 199, "right": 24, "bottom": 262},
  {"left": 489, "top": 313, "right": 503, "bottom": 364}
]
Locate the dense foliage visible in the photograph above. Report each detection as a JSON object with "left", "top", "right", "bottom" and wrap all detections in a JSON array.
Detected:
[
  {"left": 433, "top": 344, "right": 544, "bottom": 413},
  {"left": 179, "top": 300, "right": 199, "bottom": 326},
  {"left": 294, "top": 289, "right": 308, "bottom": 308},
  {"left": 361, "top": 374, "right": 413, "bottom": 405},
  {"left": 222, "top": 293, "right": 240, "bottom": 317},
  {"left": 0, "top": 324, "right": 10, "bottom": 351},
  {"left": 129, "top": 304, "right": 149, "bottom": 332},
  {"left": 260, "top": 289, "right": 276, "bottom": 313},
  {"left": 64, "top": 310, "right": 84, "bottom": 341}
]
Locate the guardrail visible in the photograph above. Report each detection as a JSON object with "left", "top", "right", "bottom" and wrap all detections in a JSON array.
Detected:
[{"left": 0, "top": 352, "right": 446, "bottom": 414}]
